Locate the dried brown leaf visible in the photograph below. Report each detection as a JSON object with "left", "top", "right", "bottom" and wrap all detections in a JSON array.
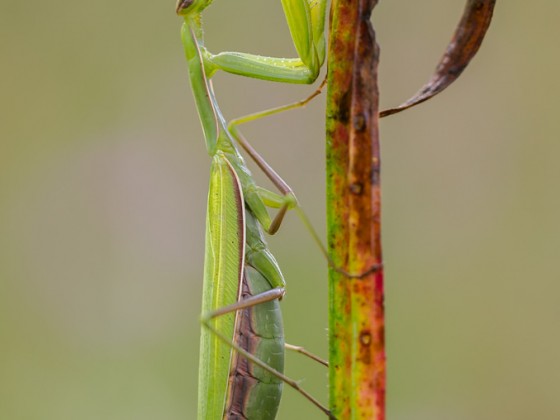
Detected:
[{"left": 380, "top": 0, "right": 496, "bottom": 118}]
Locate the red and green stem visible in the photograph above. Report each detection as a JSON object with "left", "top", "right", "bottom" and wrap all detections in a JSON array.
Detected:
[{"left": 326, "top": 0, "right": 385, "bottom": 418}]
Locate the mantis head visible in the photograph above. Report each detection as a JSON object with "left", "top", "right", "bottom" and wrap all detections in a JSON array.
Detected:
[{"left": 175, "top": 0, "right": 213, "bottom": 16}]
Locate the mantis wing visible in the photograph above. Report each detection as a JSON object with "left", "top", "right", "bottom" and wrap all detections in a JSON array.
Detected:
[{"left": 198, "top": 153, "right": 245, "bottom": 420}]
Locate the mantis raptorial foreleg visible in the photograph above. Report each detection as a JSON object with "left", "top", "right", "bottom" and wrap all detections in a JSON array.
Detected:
[
  {"left": 177, "top": 0, "right": 326, "bottom": 84},
  {"left": 201, "top": 2, "right": 326, "bottom": 83}
]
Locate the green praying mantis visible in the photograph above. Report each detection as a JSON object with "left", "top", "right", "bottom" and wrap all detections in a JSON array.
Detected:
[{"left": 176, "top": 0, "right": 330, "bottom": 418}]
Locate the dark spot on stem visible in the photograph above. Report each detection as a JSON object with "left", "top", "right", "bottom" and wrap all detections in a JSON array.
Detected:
[
  {"left": 335, "top": 90, "right": 351, "bottom": 123},
  {"left": 360, "top": 331, "right": 372, "bottom": 346},
  {"left": 353, "top": 113, "right": 367, "bottom": 132},
  {"left": 349, "top": 182, "right": 363, "bottom": 195}
]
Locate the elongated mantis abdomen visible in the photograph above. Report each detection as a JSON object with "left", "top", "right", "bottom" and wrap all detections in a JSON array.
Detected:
[
  {"left": 225, "top": 266, "right": 285, "bottom": 418},
  {"left": 199, "top": 156, "right": 291, "bottom": 419},
  {"left": 200, "top": 155, "right": 287, "bottom": 418}
]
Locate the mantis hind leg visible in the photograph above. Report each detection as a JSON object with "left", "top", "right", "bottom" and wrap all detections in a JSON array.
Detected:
[
  {"left": 201, "top": 281, "right": 333, "bottom": 418},
  {"left": 285, "top": 343, "right": 328, "bottom": 367}
]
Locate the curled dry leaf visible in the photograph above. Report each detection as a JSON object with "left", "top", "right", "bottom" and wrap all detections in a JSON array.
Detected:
[{"left": 380, "top": 0, "right": 496, "bottom": 118}]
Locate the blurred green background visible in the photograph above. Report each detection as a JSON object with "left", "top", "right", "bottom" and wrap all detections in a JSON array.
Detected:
[{"left": 1, "top": 1, "right": 558, "bottom": 419}]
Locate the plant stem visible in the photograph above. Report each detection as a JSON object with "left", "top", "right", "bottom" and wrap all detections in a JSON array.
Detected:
[{"left": 326, "top": 0, "right": 384, "bottom": 418}]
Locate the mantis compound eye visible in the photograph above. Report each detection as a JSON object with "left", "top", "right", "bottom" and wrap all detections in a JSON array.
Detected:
[{"left": 176, "top": 0, "right": 194, "bottom": 15}]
